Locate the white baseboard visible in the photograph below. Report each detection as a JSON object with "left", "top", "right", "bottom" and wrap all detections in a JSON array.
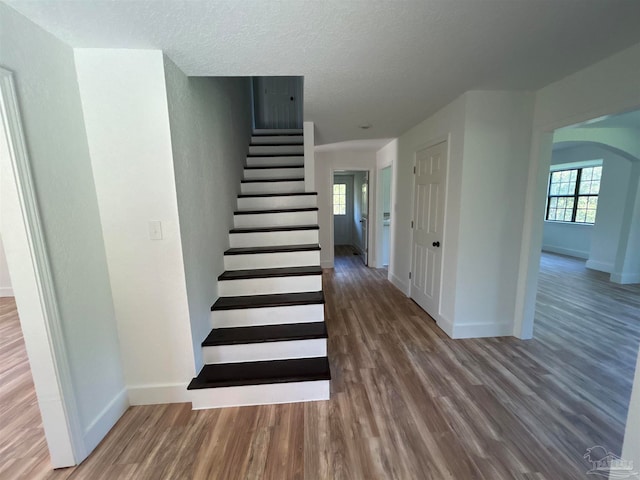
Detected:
[
  {"left": 585, "top": 259, "right": 613, "bottom": 273},
  {"left": 389, "top": 273, "right": 409, "bottom": 296},
  {"left": 0, "top": 287, "right": 14, "bottom": 297},
  {"left": 541, "top": 245, "right": 588, "bottom": 259},
  {"left": 320, "top": 260, "right": 334, "bottom": 269},
  {"left": 83, "top": 388, "right": 129, "bottom": 455},
  {"left": 450, "top": 321, "right": 513, "bottom": 339},
  {"left": 611, "top": 272, "right": 640, "bottom": 285},
  {"left": 436, "top": 315, "right": 454, "bottom": 338},
  {"left": 128, "top": 382, "right": 190, "bottom": 406}
]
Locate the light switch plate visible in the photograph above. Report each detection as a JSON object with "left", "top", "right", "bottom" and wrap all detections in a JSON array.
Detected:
[{"left": 149, "top": 221, "right": 163, "bottom": 240}]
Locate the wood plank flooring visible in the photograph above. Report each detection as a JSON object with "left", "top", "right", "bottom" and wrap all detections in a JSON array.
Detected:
[{"left": 2, "top": 250, "right": 639, "bottom": 479}]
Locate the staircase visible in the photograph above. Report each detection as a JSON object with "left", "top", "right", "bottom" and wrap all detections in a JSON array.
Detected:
[{"left": 188, "top": 128, "right": 330, "bottom": 409}]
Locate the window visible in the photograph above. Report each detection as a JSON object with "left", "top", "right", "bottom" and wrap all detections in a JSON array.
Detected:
[
  {"left": 546, "top": 165, "right": 602, "bottom": 224},
  {"left": 333, "top": 183, "right": 346, "bottom": 215}
]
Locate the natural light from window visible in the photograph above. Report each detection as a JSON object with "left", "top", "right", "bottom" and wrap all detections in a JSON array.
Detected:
[
  {"left": 546, "top": 165, "right": 602, "bottom": 224},
  {"left": 333, "top": 183, "right": 346, "bottom": 215}
]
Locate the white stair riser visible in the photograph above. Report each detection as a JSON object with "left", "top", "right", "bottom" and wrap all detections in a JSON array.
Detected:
[
  {"left": 251, "top": 135, "right": 303, "bottom": 145},
  {"left": 246, "top": 156, "right": 304, "bottom": 167},
  {"left": 244, "top": 167, "right": 304, "bottom": 180},
  {"left": 212, "top": 304, "right": 324, "bottom": 328},
  {"left": 254, "top": 128, "right": 303, "bottom": 135},
  {"left": 230, "top": 229, "right": 319, "bottom": 248},
  {"left": 241, "top": 181, "right": 305, "bottom": 194},
  {"left": 234, "top": 210, "right": 317, "bottom": 228},
  {"left": 202, "top": 339, "right": 326, "bottom": 364},
  {"left": 249, "top": 145, "right": 304, "bottom": 155},
  {"left": 224, "top": 250, "right": 320, "bottom": 270},
  {"left": 237, "top": 195, "right": 317, "bottom": 210},
  {"left": 190, "top": 380, "right": 330, "bottom": 409},
  {"left": 218, "top": 275, "right": 322, "bottom": 297}
]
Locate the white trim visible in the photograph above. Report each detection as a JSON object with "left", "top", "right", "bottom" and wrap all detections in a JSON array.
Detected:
[
  {"left": 549, "top": 158, "right": 603, "bottom": 171},
  {"left": 611, "top": 272, "right": 640, "bottom": 285},
  {"left": 303, "top": 121, "right": 315, "bottom": 192},
  {"left": 82, "top": 388, "right": 128, "bottom": 454},
  {"left": 450, "top": 321, "right": 513, "bottom": 339},
  {"left": 0, "top": 67, "right": 83, "bottom": 466},
  {"left": 0, "top": 286, "right": 13, "bottom": 297},
  {"left": 389, "top": 273, "right": 409, "bottom": 296},
  {"left": 128, "top": 382, "right": 190, "bottom": 405},
  {"left": 320, "top": 260, "right": 334, "bottom": 269},
  {"left": 585, "top": 259, "right": 613, "bottom": 273},
  {"left": 541, "top": 245, "right": 589, "bottom": 259}
]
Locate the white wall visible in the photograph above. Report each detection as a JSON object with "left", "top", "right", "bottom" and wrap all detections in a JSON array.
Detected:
[
  {"left": 163, "top": 58, "right": 252, "bottom": 372},
  {"left": 0, "top": 234, "right": 13, "bottom": 297},
  {"left": 74, "top": 49, "right": 195, "bottom": 405},
  {"left": 315, "top": 149, "right": 377, "bottom": 268},
  {"left": 622, "top": 352, "right": 640, "bottom": 478},
  {"left": 0, "top": 3, "right": 126, "bottom": 463}
]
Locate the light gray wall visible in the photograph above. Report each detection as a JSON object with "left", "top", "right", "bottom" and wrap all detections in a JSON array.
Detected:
[
  {"left": 0, "top": 2, "right": 125, "bottom": 454},
  {"left": 164, "top": 59, "right": 252, "bottom": 371}
]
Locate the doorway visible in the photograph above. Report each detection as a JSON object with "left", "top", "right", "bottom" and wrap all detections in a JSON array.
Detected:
[
  {"left": 252, "top": 76, "right": 303, "bottom": 129},
  {"left": 332, "top": 170, "right": 369, "bottom": 266}
]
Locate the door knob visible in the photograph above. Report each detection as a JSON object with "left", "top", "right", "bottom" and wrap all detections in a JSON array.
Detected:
[{"left": 432, "top": 241, "right": 440, "bottom": 247}]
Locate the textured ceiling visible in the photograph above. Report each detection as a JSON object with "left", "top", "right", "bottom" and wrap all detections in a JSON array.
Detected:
[{"left": 6, "top": 0, "right": 640, "bottom": 144}]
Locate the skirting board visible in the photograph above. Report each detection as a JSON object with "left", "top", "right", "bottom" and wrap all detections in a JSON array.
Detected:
[
  {"left": 83, "top": 388, "right": 129, "bottom": 457},
  {"left": 611, "top": 272, "right": 640, "bottom": 285},
  {"left": 320, "top": 260, "right": 334, "bottom": 269},
  {"left": 541, "top": 245, "right": 588, "bottom": 259},
  {"left": 585, "top": 259, "right": 613, "bottom": 273},
  {"left": 128, "top": 382, "right": 190, "bottom": 406},
  {"left": 0, "top": 287, "right": 14, "bottom": 297},
  {"left": 450, "top": 321, "right": 513, "bottom": 339},
  {"left": 389, "top": 273, "right": 409, "bottom": 296}
]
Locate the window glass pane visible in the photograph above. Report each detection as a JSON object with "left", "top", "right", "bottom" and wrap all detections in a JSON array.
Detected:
[
  {"left": 586, "top": 210, "right": 596, "bottom": 223},
  {"left": 333, "top": 184, "right": 340, "bottom": 194},
  {"left": 582, "top": 167, "right": 593, "bottom": 181},
  {"left": 559, "top": 183, "right": 569, "bottom": 195},
  {"left": 333, "top": 183, "right": 347, "bottom": 215},
  {"left": 549, "top": 197, "right": 558, "bottom": 208},
  {"left": 575, "top": 210, "right": 586, "bottom": 222},
  {"left": 587, "top": 196, "right": 598, "bottom": 210},
  {"left": 570, "top": 170, "right": 577, "bottom": 182},
  {"left": 565, "top": 198, "right": 575, "bottom": 210},
  {"left": 339, "top": 184, "right": 346, "bottom": 194},
  {"left": 557, "top": 197, "right": 566, "bottom": 209},
  {"left": 589, "top": 182, "right": 600, "bottom": 194},
  {"left": 560, "top": 171, "right": 570, "bottom": 182},
  {"left": 577, "top": 196, "right": 588, "bottom": 209},
  {"left": 549, "top": 184, "right": 559, "bottom": 195},
  {"left": 547, "top": 208, "right": 556, "bottom": 220},
  {"left": 592, "top": 166, "right": 602, "bottom": 180},
  {"left": 551, "top": 171, "right": 562, "bottom": 184}
]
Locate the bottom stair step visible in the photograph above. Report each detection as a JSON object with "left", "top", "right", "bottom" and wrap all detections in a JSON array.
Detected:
[{"left": 188, "top": 357, "right": 331, "bottom": 409}]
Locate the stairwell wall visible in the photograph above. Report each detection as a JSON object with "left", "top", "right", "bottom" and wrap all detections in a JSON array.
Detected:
[
  {"left": 74, "top": 49, "right": 195, "bottom": 405},
  {"left": 163, "top": 58, "right": 252, "bottom": 372}
]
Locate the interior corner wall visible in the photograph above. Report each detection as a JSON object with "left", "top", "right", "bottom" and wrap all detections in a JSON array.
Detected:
[
  {"left": 74, "top": 48, "right": 195, "bottom": 405},
  {"left": 0, "top": 233, "right": 13, "bottom": 296},
  {"left": 0, "top": 3, "right": 126, "bottom": 463},
  {"left": 454, "top": 91, "right": 534, "bottom": 337},
  {"left": 163, "top": 57, "right": 252, "bottom": 372},
  {"left": 314, "top": 149, "right": 377, "bottom": 268}
]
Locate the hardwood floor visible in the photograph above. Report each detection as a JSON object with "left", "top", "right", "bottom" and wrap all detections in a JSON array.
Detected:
[
  {"left": 2, "top": 250, "right": 639, "bottom": 479},
  {"left": 0, "top": 298, "right": 52, "bottom": 479}
]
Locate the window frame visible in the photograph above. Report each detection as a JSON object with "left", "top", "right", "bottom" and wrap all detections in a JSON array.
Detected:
[
  {"left": 333, "top": 182, "right": 347, "bottom": 216},
  {"left": 545, "top": 165, "right": 601, "bottom": 224}
]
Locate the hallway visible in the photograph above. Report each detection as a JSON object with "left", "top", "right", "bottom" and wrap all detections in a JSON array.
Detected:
[{"left": 4, "top": 250, "right": 640, "bottom": 479}]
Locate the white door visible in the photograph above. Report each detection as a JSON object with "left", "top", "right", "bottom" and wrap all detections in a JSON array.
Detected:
[
  {"left": 253, "top": 77, "right": 303, "bottom": 129},
  {"left": 410, "top": 141, "right": 447, "bottom": 317}
]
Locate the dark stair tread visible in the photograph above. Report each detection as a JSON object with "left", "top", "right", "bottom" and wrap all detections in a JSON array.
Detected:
[
  {"left": 229, "top": 224, "right": 319, "bottom": 234},
  {"left": 247, "top": 154, "right": 304, "bottom": 158},
  {"left": 238, "top": 192, "right": 317, "bottom": 198},
  {"left": 218, "top": 265, "right": 321, "bottom": 281},
  {"left": 202, "top": 322, "right": 327, "bottom": 346},
  {"left": 234, "top": 207, "right": 318, "bottom": 215},
  {"left": 242, "top": 177, "right": 304, "bottom": 183},
  {"left": 211, "top": 291, "right": 324, "bottom": 311},
  {"left": 224, "top": 244, "right": 320, "bottom": 255},
  {"left": 187, "top": 357, "right": 330, "bottom": 390},
  {"left": 252, "top": 131, "right": 303, "bottom": 136},
  {"left": 250, "top": 143, "right": 303, "bottom": 147},
  {"left": 244, "top": 165, "right": 304, "bottom": 170}
]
